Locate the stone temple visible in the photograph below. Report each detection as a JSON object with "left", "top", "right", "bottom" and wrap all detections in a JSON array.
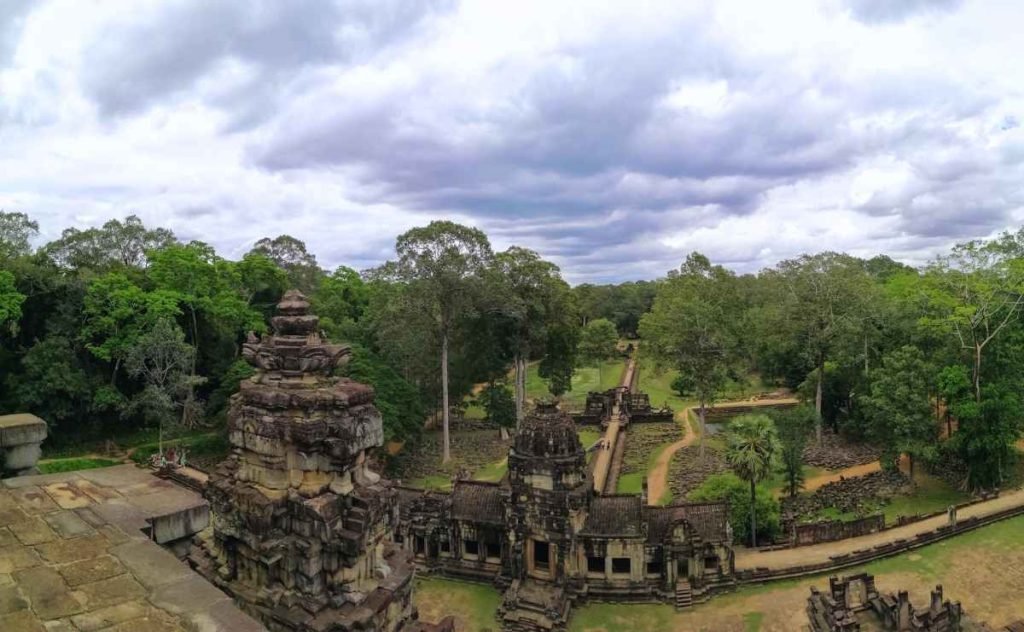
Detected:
[
  {"left": 190, "top": 290, "right": 451, "bottom": 632},
  {"left": 395, "top": 402, "right": 736, "bottom": 630}
]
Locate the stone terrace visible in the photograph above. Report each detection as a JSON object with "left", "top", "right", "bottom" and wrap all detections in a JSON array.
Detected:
[{"left": 0, "top": 465, "right": 263, "bottom": 632}]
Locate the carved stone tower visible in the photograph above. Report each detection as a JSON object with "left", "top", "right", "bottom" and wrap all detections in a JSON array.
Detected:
[
  {"left": 505, "top": 403, "right": 589, "bottom": 583},
  {"left": 191, "top": 290, "right": 431, "bottom": 632}
]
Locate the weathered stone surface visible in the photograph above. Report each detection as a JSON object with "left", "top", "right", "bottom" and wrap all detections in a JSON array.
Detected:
[
  {"left": 70, "top": 600, "right": 149, "bottom": 632},
  {"left": 57, "top": 555, "right": 125, "bottom": 587},
  {"left": 0, "top": 609, "right": 46, "bottom": 632},
  {"left": 0, "top": 526, "right": 17, "bottom": 547},
  {"left": 13, "top": 566, "right": 83, "bottom": 620},
  {"left": 43, "top": 511, "right": 94, "bottom": 539},
  {"left": 41, "top": 482, "right": 93, "bottom": 510},
  {"left": 75, "top": 574, "right": 146, "bottom": 609},
  {"left": 34, "top": 534, "right": 109, "bottom": 564},
  {"left": 110, "top": 541, "right": 193, "bottom": 590},
  {"left": 0, "top": 544, "right": 40, "bottom": 573},
  {"left": 0, "top": 583, "right": 29, "bottom": 614},
  {"left": 10, "top": 517, "right": 56, "bottom": 546},
  {"left": 8, "top": 487, "right": 58, "bottom": 515},
  {"left": 41, "top": 619, "right": 76, "bottom": 632}
]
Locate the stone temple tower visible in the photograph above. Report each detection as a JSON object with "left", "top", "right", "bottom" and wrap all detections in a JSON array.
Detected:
[
  {"left": 501, "top": 402, "right": 590, "bottom": 628},
  {"left": 191, "top": 290, "right": 447, "bottom": 632}
]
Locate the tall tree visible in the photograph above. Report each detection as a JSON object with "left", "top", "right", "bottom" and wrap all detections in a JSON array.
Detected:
[
  {"left": 382, "top": 221, "right": 493, "bottom": 462},
  {"left": 724, "top": 414, "right": 779, "bottom": 547},
  {"left": 0, "top": 211, "right": 39, "bottom": 260},
  {"left": 491, "top": 247, "right": 574, "bottom": 423},
  {"left": 860, "top": 345, "right": 937, "bottom": 475},
  {"left": 640, "top": 252, "right": 740, "bottom": 456},
  {"left": 125, "top": 318, "right": 200, "bottom": 453},
  {"left": 578, "top": 318, "right": 618, "bottom": 386},
  {"left": 770, "top": 252, "right": 871, "bottom": 443},
  {"left": 42, "top": 215, "right": 176, "bottom": 271},
  {"left": 0, "top": 271, "right": 26, "bottom": 329},
  {"left": 250, "top": 235, "right": 322, "bottom": 292},
  {"left": 771, "top": 405, "right": 815, "bottom": 497},
  {"left": 920, "top": 237, "right": 1024, "bottom": 403}
]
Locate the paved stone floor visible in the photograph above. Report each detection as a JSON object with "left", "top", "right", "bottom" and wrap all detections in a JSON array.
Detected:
[{"left": 0, "top": 465, "right": 264, "bottom": 632}]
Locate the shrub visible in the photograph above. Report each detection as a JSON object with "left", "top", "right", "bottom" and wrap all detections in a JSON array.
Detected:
[{"left": 688, "top": 472, "right": 781, "bottom": 544}]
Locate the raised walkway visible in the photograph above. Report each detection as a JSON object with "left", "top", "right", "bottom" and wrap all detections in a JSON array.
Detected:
[
  {"left": 735, "top": 485, "right": 1024, "bottom": 574},
  {"left": 0, "top": 465, "right": 263, "bottom": 631},
  {"left": 590, "top": 356, "right": 636, "bottom": 494}
]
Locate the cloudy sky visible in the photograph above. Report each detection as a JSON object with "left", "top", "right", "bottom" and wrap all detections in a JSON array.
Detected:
[{"left": 2, "top": 0, "right": 1023, "bottom": 282}]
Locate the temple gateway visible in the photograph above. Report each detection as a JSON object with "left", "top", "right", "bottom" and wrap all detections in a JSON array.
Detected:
[{"left": 395, "top": 402, "right": 736, "bottom": 629}]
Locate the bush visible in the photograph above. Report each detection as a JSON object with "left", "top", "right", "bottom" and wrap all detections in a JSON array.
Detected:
[
  {"left": 478, "top": 381, "right": 516, "bottom": 428},
  {"left": 688, "top": 472, "right": 780, "bottom": 545}
]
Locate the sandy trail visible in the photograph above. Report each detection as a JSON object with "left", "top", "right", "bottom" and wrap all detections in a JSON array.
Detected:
[{"left": 645, "top": 398, "right": 798, "bottom": 505}]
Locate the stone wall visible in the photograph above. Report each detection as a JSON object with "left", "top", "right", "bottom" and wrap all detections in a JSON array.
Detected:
[
  {"left": 793, "top": 515, "right": 885, "bottom": 546},
  {"left": 783, "top": 469, "right": 911, "bottom": 519}
]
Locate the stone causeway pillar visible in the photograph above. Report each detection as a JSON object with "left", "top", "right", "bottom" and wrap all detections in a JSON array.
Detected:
[{"left": 0, "top": 413, "right": 48, "bottom": 476}]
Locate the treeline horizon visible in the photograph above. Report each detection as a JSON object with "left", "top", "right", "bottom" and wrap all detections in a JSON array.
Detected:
[{"left": 2, "top": 209, "right": 1024, "bottom": 489}]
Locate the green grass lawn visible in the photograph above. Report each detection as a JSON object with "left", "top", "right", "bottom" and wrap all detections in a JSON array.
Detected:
[
  {"left": 879, "top": 473, "right": 969, "bottom": 524},
  {"left": 527, "top": 359, "right": 628, "bottom": 406},
  {"left": 37, "top": 457, "right": 121, "bottom": 474},
  {"left": 415, "top": 577, "right": 503, "bottom": 631},
  {"left": 129, "top": 432, "right": 228, "bottom": 465}
]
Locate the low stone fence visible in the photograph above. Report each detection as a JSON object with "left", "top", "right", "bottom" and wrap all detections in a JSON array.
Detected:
[
  {"left": 736, "top": 496, "right": 1024, "bottom": 586},
  {"left": 793, "top": 514, "right": 885, "bottom": 546},
  {"left": 775, "top": 489, "right": 1001, "bottom": 550}
]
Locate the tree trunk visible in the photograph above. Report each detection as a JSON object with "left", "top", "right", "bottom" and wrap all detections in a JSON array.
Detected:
[
  {"left": 442, "top": 329, "right": 451, "bottom": 463},
  {"left": 815, "top": 354, "right": 825, "bottom": 445},
  {"left": 182, "top": 306, "right": 200, "bottom": 427},
  {"left": 514, "top": 353, "right": 524, "bottom": 428},
  {"left": 974, "top": 343, "right": 982, "bottom": 403},
  {"left": 750, "top": 478, "right": 757, "bottom": 548}
]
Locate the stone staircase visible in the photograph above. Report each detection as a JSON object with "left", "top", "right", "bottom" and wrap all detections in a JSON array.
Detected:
[{"left": 675, "top": 579, "right": 693, "bottom": 610}]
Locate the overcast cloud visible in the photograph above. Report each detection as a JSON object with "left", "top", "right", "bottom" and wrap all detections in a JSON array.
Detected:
[{"left": 1, "top": 0, "right": 1022, "bottom": 282}]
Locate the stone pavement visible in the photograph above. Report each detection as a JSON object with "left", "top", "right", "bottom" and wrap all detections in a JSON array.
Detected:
[{"left": 0, "top": 465, "right": 265, "bottom": 632}]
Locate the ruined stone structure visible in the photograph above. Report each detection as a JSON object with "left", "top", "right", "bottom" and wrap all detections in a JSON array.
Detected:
[
  {"left": 806, "top": 573, "right": 1011, "bottom": 631},
  {"left": 0, "top": 413, "right": 47, "bottom": 476},
  {"left": 395, "top": 403, "right": 734, "bottom": 631},
  {"left": 572, "top": 388, "right": 673, "bottom": 426},
  {"left": 191, "top": 290, "right": 451, "bottom": 632}
]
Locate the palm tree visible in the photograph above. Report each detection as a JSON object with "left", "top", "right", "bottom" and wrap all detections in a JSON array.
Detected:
[{"left": 724, "top": 414, "right": 780, "bottom": 547}]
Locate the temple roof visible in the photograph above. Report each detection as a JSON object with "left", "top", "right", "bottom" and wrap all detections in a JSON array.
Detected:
[
  {"left": 513, "top": 402, "right": 582, "bottom": 458},
  {"left": 451, "top": 481, "right": 505, "bottom": 525},
  {"left": 581, "top": 495, "right": 643, "bottom": 537},
  {"left": 645, "top": 502, "right": 730, "bottom": 544}
]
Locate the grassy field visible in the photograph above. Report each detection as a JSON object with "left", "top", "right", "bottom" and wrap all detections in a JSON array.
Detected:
[
  {"left": 37, "top": 457, "right": 121, "bottom": 474},
  {"left": 415, "top": 514, "right": 1024, "bottom": 631},
  {"left": 528, "top": 359, "right": 628, "bottom": 406}
]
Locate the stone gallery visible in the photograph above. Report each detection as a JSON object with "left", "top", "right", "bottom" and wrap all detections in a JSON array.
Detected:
[
  {"left": 189, "top": 291, "right": 452, "bottom": 632},
  {"left": 395, "top": 402, "right": 736, "bottom": 629}
]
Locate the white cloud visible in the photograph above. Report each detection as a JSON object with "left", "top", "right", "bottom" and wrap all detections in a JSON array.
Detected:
[{"left": 1, "top": 0, "right": 1023, "bottom": 282}]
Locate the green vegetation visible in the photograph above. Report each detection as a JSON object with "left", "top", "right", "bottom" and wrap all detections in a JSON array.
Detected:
[
  {"left": 689, "top": 473, "right": 781, "bottom": 545},
  {"left": 414, "top": 576, "right": 502, "bottom": 632},
  {"left": 526, "top": 359, "right": 626, "bottom": 406},
  {"left": 129, "top": 432, "right": 228, "bottom": 465},
  {"left": 37, "top": 457, "right": 120, "bottom": 473}
]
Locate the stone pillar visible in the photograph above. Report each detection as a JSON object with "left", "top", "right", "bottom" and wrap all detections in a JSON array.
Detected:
[{"left": 0, "top": 414, "right": 47, "bottom": 476}]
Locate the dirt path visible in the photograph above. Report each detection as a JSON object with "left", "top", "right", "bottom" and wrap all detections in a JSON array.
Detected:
[
  {"left": 735, "top": 485, "right": 1024, "bottom": 571},
  {"left": 645, "top": 398, "right": 798, "bottom": 506},
  {"left": 802, "top": 461, "right": 882, "bottom": 492},
  {"left": 645, "top": 408, "right": 695, "bottom": 505}
]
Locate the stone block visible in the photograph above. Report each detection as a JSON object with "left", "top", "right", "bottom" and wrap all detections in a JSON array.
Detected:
[
  {"left": 70, "top": 600, "right": 150, "bottom": 632},
  {"left": 57, "top": 555, "right": 125, "bottom": 587},
  {"left": 4, "top": 445, "right": 42, "bottom": 471},
  {"left": 13, "top": 566, "right": 83, "bottom": 620},
  {"left": 0, "top": 415, "right": 47, "bottom": 448},
  {"left": 146, "top": 503, "right": 209, "bottom": 544}
]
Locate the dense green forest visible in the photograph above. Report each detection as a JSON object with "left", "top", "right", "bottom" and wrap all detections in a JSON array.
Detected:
[{"left": 2, "top": 210, "right": 1023, "bottom": 489}]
